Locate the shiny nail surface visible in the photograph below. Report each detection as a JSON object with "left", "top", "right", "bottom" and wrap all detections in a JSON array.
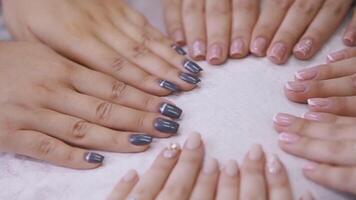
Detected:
[
  {"left": 294, "top": 38, "right": 313, "bottom": 58},
  {"left": 154, "top": 118, "right": 179, "bottom": 134},
  {"left": 179, "top": 72, "right": 201, "bottom": 84},
  {"left": 207, "top": 43, "right": 223, "bottom": 63},
  {"left": 327, "top": 51, "right": 345, "bottom": 63},
  {"left": 248, "top": 144, "right": 263, "bottom": 161},
  {"left": 172, "top": 44, "right": 187, "bottom": 55},
  {"left": 160, "top": 103, "right": 183, "bottom": 119},
  {"left": 308, "top": 98, "right": 331, "bottom": 109},
  {"left": 191, "top": 40, "right": 206, "bottom": 60},
  {"left": 269, "top": 42, "right": 287, "bottom": 64},
  {"left": 183, "top": 59, "right": 203, "bottom": 74},
  {"left": 285, "top": 82, "right": 307, "bottom": 93},
  {"left": 303, "top": 112, "right": 323, "bottom": 121},
  {"left": 295, "top": 68, "right": 318, "bottom": 81},
  {"left": 230, "top": 38, "right": 245, "bottom": 58},
  {"left": 159, "top": 80, "right": 180, "bottom": 92},
  {"left": 273, "top": 113, "right": 296, "bottom": 126},
  {"left": 129, "top": 134, "right": 153, "bottom": 146},
  {"left": 279, "top": 132, "right": 300, "bottom": 144},
  {"left": 184, "top": 132, "right": 201, "bottom": 150},
  {"left": 251, "top": 37, "right": 267, "bottom": 56},
  {"left": 268, "top": 154, "right": 282, "bottom": 174},
  {"left": 84, "top": 152, "right": 104, "bottom": 164}
]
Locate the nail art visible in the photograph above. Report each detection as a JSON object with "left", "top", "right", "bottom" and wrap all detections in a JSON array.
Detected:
[
  {"left": 183, "top": 59, "right": 203, "bottom": 74},
  {"left": 129, "top": 134, "right": 153, "bottom": 146},
  {"left": 158, "top": 80, "right": 180, "bottom": 92},
  {"left": 172, "top": 43, "right": 187, "bottom": 56},
  {"left": 268, "top": 154, "right": 282, "bottom": 174},
  {"left": 224, "top": 160, "right": 238, "bottom": 177},
  {"left": 230, "top": 38, "right": 245, "bottom": 58},
  {"left": 248, "top": 144, "right": 263, "bottom": 161},
  {"left": 207, "top": 43, "right": 223, "bottom": 63},
  {"left": 285, "top": 82, "right": 307, "bottom": 93},
  {"left": 268, "top": 42, "right": 287, "bottom": 64},
  {"left": 251, "top": 37, "right": 267, "bottom": 56},
  {"left": 191, "top": 40, "right": 206, "bottom": 59},
  {"left": 294, "top": 38, "right": 313, "bottom": 58},
  {"left": 154, "top": 118, "right": 179, "bottom": 134},
  {"left": 84, "top": 152, "right": 104, "bottom": 164},
  {"left": 163, "top": 142, "right": 181, "bottom": 158},
  {"left": 278, "top": 132, "right": 300, "bottom": 144},
  {"left": 295, "top": 68, "right": 318, "bottom": 81},
  {"left": 160, "top": 103, "right": 183, "bottom": 119},
  {"left": 273, "top": 113, "right": 296, "bottom": 127},
  {"left": 184, "top": 132, "right": 201, "bottom": 150},
  {"left": 179, "top": 72, "right": 201, "bottom": 84}
]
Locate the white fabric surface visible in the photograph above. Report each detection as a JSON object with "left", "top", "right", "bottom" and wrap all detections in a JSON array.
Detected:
[{"left": 0, "top": 0, "right": 355, "bottom": 199}]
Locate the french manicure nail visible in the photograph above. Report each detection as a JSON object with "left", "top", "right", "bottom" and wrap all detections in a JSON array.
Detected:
[
  {"left": 154, "top": 118, "right": 179, "bottom": 134},
  {"left": 184, "top": 132, "right": 201, "bottom": 150},
  {"left": 295, "top": 68, "right": 318, "bottom": 81},
  {"left": 285, "top": 81, "right": 307, "bottom": 93},
  {"left": 248, "top": 144, "right": 263, "bottom": 161},
  {"left": 268, "top": 154, "right": 282, "bottom": 174},
  {"left": 159, "top": 103, "right": 183, "bottom": 119},
  {"left": 273, "top": 113, "right": 296, "bottom": 127},
  {"left": 129, "top": 134, "right": 153, "bottom": 146},
  {"left": 172, "top": 43, "right": 187, "bottom": 56},
  {"left": 344, "top": 29, "right": 356, "bottom": 46},
  {"left": 251, "top": 37, "right": 267, "bottom": 56},
  {"left": 84, "top": 152, "right": 104, "bottom": 164},
  {"left": 203, "top": 157, "right": 219, "bottom": 175},
  {"left": 268, "top": 42, "right": 287, "bottom": 64},
  {"left": 230, "top": 38, "right": 245, "bottom": 58},
  {"left": 163, "top": 143, "right": 181, "bottom": 158},
  {"left": 327, "top": 50, "right": 345, "bottom": 63},
  {"left": 179, "top": 72, "right": 201, "bottom": 84},
  {"left": 183, "top": 59, "right": 203, "bottom": 74},
  {"left": 123, "top": 169, "right": 138, "bottom": 182},
  {"left": 303, "top": 161, "right": 319, "bottom": 171},
  {"left": 308, "top": 98, "right": 331, "bottom": 109},
  {"left": 224, "top": 160, "right": 238, "bottom": 177},
  {"left": 207, "top": 43, "right": 223, "bottom": 64},
  {"left": 300, "top": 191, "right": 315, "bottom": 200},
  {"left": 191, "top": 40, "right": 206, "bottom": 60},
  {"left": 303, "top": 112, "right": 323, "bottom": 121},
  {"left": 279, "top": 132, "right": 300, "bottom": 144},
  {"left": 158, "top": 80, "right": 180, "bottom": 92},
  {"left": 294, "top": 38, "right": 313, "bottom": 58}
]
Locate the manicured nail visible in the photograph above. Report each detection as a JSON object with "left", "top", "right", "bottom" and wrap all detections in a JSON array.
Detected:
[
  {"left": 158, "top": 80, "right": 180, "bottom": 93},
  {"left": 295, "top": 68, "right": 318, "bottom": 81},
  {"left": 344, "top": 29, "right": 356, "bottom": 46},
  {"left": 159, "top": 103, "right": 183, "bottom": 119},
  {"left": 251, "top": 37, "right": 267, "bottom": 56},
  {"left": 172, "top": 29, "right": 185, "bottom": 45},
  {"left": 172, "top": 43, "right": 187, "bottom": 56},
  {"left": 154, "top": 118, "right": 179, "bottom": 134},
  {"left": 224, "top": 159, "right": 238, "bottom": 177},
  {"left": 191, "top": 40, "right": 206, "bottom": 60},
  {"left": 303, "top": 112, "right": 323, "bottom": 121},
  {"left": 207, "top": 43, "right": 223, "bottom": 64},
  {"left": 183, "top": 59, "right": 203, "bottom": 74},
  {"left": 278, "top": 132, "right": 300, "bottom": 144},
  {"left": 294, "top": 38, "right": 313, "bottom": 58},
  {"left": 84, "top": 152, "right": 104, "bottom": 164},
  {"left": 123, "top": 169, "right": 138, "bottom": 182},
  {"left": 248, "top": 144, "right": 263, "bottom": 161},
  {"left": 285, "top": 81, "right": 307, "bottom": 93},
  {"left": 230, "top": 38, "right": 245, "bottom": 58},
  {"left": 163, "top": 143, "right": 181, "bottom": 158},
  {"left": 327, "top": 50, "right": 345, "bottom": 63},
  {"left": 303, "top": 161, "right": 319, "bottom": 171},
  {"left": 179, "top": 72, "right": 201, "bottom": 84},
  {"left": 308, "top": 98, "right": 331, "bottom": 109},
  {"left": 184, "top": 132, "right": 201, "bottom": 150},
  {"left": 273, "top": 113, "right": 296, "bottom": 127},
  {"left": 129, "top": 134, "right": 153, "bottom": 146},
  {"left": 268, "top": 42, "right": 287, "bottom": 64},
  {"left": 300, "top": 191, "right": 315, "bottom": 200},
  {"left": 268, "top": 154, "right": 282, "bottom": 174},
  {"left": 203, "top": 157, "right": 219, "bottom": 175}
]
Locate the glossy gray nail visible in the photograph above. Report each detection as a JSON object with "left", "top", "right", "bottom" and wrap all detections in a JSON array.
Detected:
[
  {"left": 179, "top": 72, "right": 201, "bottom": 85},
  {"left": 183, "top": 59, "right": 203, "bottom": 74},
  {"left": 159, "top": 80, "right": 180, "bottom": 92},
  {"left": 84, "top": 152, "right": 104, "bottom": 164},
  {"left": 172, "top": 44, "right": 187, "bottom": 55},
  {"left": 154, "top": 118, "right": 179, "bottom": 134},
  {"left": 160, "top": 103, "right": 183, "bottom": 119},
  {"left": 129, "top": 134, "right": 153, "bottom": 146}
]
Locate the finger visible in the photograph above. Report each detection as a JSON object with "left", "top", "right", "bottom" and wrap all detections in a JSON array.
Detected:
[
  {"left": 156, "top": 133, "right": 204, "bottom": 200},
  {"left": 303, "top": 112, "right": 356, "bottom": 124},
  {"left": 265, "top": 155, "right": 293, "bottom": 200},
  {"left": 267, "top": 0, "right": 324, "bottom": 64},
  {"left": 240, "top": 144, "right": 267, "bottom": 200},
  {"left": 343, "top": 6, "right": 356, "bottom": 46},
  {"left": 127, "top": 143, "right": 181, "bottom": 200},
  {"left": 327, "top": 47, "right": 356, "bottom": 63},
  {"left": 278, "top": 132, "right": 356, "bottom": 166},
  {"left": 250, "top": 0, "right": 293, "bottom": 56},
  {"left": 230, "top": 0, "right": 259, "bottom": 59},
  {"left": 206, "top": 0, "right": 231, "bottom": 65},
  {"left": 307, "top": 96, "right": 356, "bottom": 117},
  {"left": 182, "top": 0, "right": 206, "bottom": 60},
  {"left": 215, "top": 160, "right": 240, "bottom": 200},
  {"left": 190, "top": 157, "right": 220, "bottom": 200},
  {"left": 299, "top": 191, "right": 316, "bottom": 200},
  {"left": 293, "top": 0, "right": 352, "bottom": 60},
  {"left": 162, "top": 0, "right": 185, "bottom": 45},
  {"left": 303, "top": 162, "right": 356, "bottom": 195},
  {"left": 107, "top": 170, "right": 139, "bottom": 200}
]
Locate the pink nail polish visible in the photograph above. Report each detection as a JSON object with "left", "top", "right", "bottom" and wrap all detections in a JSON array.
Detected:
[
  {"left": 278, "top": 132, "right": 300, "bottom": 144},
  {"left": 208, "top": 43, "right": 224, "bottom": 64},
  {"left": 294, "top": 38, "right": 313, "bottom": 58},
  {"left": 303, "top": 161, "right": 319, "bottom": 171},
  {"left": 224, "top": 160, "right": 238, "bottom": 177},
  {"left": 191, "top": 40, "right": 206, "bottom": 60},
  {"left": 268, "top": 42, "right": 287, "bottom": 64},
  {"left": 285, "top": 81, "right": 307, "bottom": 93},
  {"left": 303, "top": 112, "right": 323, "bottom": 122},
  {"left": 326, "top": 50, "right": 346, "bottom": 63},
  {"left": 230, "top": 38, "right": 245, "bottom": 58},
  {"left": 295, "top": 68, "right": 318, "bottom": 81},
  {"left": 273, "top": 113, "right": 296, "bottom": 126},
  {"left": 308, "top": 98, "right": 331, "bottom": 109},
  {"left": 251, "top": 37, "right": 268, "bottom": 56},
  {"left": 172, "top": 29, "right": 185, "bottom": 45},
  {"left": 344, "top": 29, "right": 356, "bottom": 46}
]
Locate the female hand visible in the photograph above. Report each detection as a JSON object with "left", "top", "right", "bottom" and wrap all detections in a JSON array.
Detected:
[
  {"left": 108, "top": 133, "right": 294, "bottom": 200},
  {"left": 3, "top": 0, "right": 203, "bottom": 96},
  {"left": 0, "top": 41, "right": 182, "bottom": 169}
]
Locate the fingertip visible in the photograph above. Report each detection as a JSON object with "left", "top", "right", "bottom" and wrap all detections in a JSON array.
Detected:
[
  {"left": 343, "top": 29, "right": 356, "bottom": 46},
  {"left": 293, "top": 38, "right": 314, "bottom": 60},
  {"left": 230, "top": 38, "right": 248, "bottom": 59}
]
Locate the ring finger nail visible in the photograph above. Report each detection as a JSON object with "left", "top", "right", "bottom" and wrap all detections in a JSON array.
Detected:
[
  {"left": 269, "top": 42, "right": 287, "bottom": 64},
  {"left": 273, "top": 113, "right": 296, "bottom": 127},
  {"left": 84, "top": 152, "right": 105, "bottom": 164},
  {"left": 294, "top": 38, "right": 313, "bottom": 58},
  {"left": 159, "top": 80, "right": 180, "bottom": 92},
  {"left": 172, "top": 44, "right": 187, "bottom": 56},
  {"left": 129, "top": 134, "right": 153, "bottom": 146},
  {"left": 179, "top": 72, "right": 201, "bottom": 85},
  {"left": 308, "top": 98, "right": 331, "bottom": 109},
  {"left": 285, "top": 81, "right": 307, "bottom": 93},
  {"left": 295, "top": 68, "right": 318, "bottom": 81},
  {"left": 278, "top": 132, "right": 300, "bottom": 144},
  {"left": 251, "top": 37, "right": 267, "bottom": 56},
  {"left": 183, "top": 59, "right": 203, "bottom": 74},
  {"left": 207, "top": 43, "right": 223, "bottom": 63},
  {"left": 159, "top": 103, "right": 183, "bottom": 119},
  {"left": 191, "top": 40, "right": 206, "bottom": 59},
  {"left": 154, "top": 118, "right": 180, "bottom": 134}
]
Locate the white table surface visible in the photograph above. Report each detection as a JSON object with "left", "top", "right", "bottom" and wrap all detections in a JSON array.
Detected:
[{"left": 0, "top": 1, "right": 355, "bottom": 199}]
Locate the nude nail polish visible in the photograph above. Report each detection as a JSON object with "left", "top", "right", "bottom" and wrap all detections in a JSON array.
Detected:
[
  {"left": 184, "top": 132, "right": 201, "bottom": 150},
  {"left": 123, "top": 169, "right": 138, "bottom": 182},
  {"left": 268, "top": 154, "right": 282, "bottom": 174},
  {"left": 303, "top": 112, "right": 323, "bottom": 121},
  {"left": 203, "top": 157, "right": 219, "bottom": 175},
  {"left": 248, "top": 144, "right": 263, "bottom": 161},
  {"left": 251, "top": 37, "right": 267, "bottom": 56},
  {"left": 295, "top": 68, "right": 318, "bottom": 81},
  {"left": 273, "top": 113, "right": 296, "bottom": 126},
  {"left": 308, "top": 98, "right": 331, "bottom": 109},
  {"left": 230, "top": 38, "right": 245, "bottom": 58},
  {"left": 84, "top": 152, "right": 104, "bottom": 164},
  {"left": 294, "top": 38, "right": 313, "bottom": 58},
  {"left": 268, "top": 42, "right": 287, "bottom": 64},
  {"left": 327, "top": 51, "right": 345, "bottom": 63},
  {"left": 208, "top": 43, "right": 223, "bottom": 64},
  {"left": 285, "top": 81, "right": 307, "bottom": 93},
  {"left": 191, "top": 40, "right": 206, "bottom": 60},
  {"left": 224, "top": 160, "right": 238, "bottom": 177},
  {"left": 159, "top": 103, "right": 183, "bottom": 119},
  {"left": 278, "top": 132, "right": 300, "bottom": 144}
]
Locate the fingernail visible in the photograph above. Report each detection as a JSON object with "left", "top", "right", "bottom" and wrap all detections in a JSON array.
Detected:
[
  {"left": 273, "top": 113, "right": 296, "bottom": 127},
  {"left": 159, "top": 103, "right": 183, "bottom": 119},
  {"left": 303, "top": 112, "right": 323, "bottom": 121},
  {"left": 158, "top": 80, "right": 180, "bottom": 93},
  {"left": 172, "top": 29, "right": 185, "bottom": 45},
  {"left": 163, "top": 143, "right": 181, "bottom": 159},
  {"left": 285, "top": 81, "right": 307, "bottom": 93},
  {"left": 308, "top": 98, "right": 331, "bottom": 109},
  {"left": 84, "top": 152, "right": 104, "bottom": 164},
  {"left": 248, "top": 144, "right": 263, "bottom": 161},
  {"left": 207, "top": 43, "right": 223, "bottom": 64},
  {"left": 303, "top": 161, "right": 319, "bottom": 171},
  {"left": 230, "top": 38, "right": 245, "bottom": 58},
  {"left": 179, "top": 72, "right": 201, "bottom": 85},
  {"left": 123, "top": 169, "right": 138, "bottom": 182},
  {"left": 344, "top": 29, "right": 356, "bottom": 46},
  {"left": 129, "top": 134, "right": 153, "bottom": 146},
  {"left": 183, "top": 59, "right": 203, "bottom": 74},
  {"left": 224, "top": 159, "right": 238, "bottom": 177},
  {"left": 294, "top": 38, "right": 313, "bottom": 58},
  {"left": 154, "top": 118, "right": 179, "bottom": 134},
  {"left": 295, "top": 68, "right": 318, "bottom": 81},
  {"left": 268, "top": 154, "right": 282, "bottom": 174},
  {"left": 300, "top": 191, "right": 315, "bottom": 200},
  {"left": 203, "top": 157, "right": 219, "bottom": 175},
  {"left": 251, "top": 37, "right": 267, "bottom": 56},
  {"left": 279, "top": 132, "right": 300, "bottom": 144},
  {"left": 184, "top": 132, "right": 201, "bottom": 150},
  {"left": 172, "top": 43, "right": 187, "bottom": 56},
  {"left": 191, "top": 40, "right": 206, "bottom": 60},
  {"left": 268, "top": 42, "right": 287, "bottom": 64},
  {"left": 327, "top": 50, "right": 345, "bottom": 63}
]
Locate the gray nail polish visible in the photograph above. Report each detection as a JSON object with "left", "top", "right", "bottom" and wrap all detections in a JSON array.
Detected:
[
  {"left": 179, "top": 72, "right": 201, "bottom": 85},
  {"left": 183, "top": 59, "right": 203, "bottom": 74},
  {"left": 159, "top": 80, "right": 180, "bottom": 92},
  {"left": 160, "top": 103, "right": 183, "bottom": 119},
  {"left": 84, "top": 152, "right": 104, "bottom": 164},
  {"left": 154, "top": 118, "right": 179, "bottom": 134},
  {"left": 129, "top": 134, "right": 153, "bottom": 146},
  {"left": 172, "top": 44, "right": 187, "bottom": 55}
]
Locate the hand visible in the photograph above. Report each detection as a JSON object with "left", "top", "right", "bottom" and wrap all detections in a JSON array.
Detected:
[
  {"left": 0, "top": 41, "right": 183, "bottom": 169},
  {"left": 108, "top": 133, "right": 295, "bottom": 200},
  {"left": 3, "top": 0, "right": 203, "bottom": 96},
  {"left": 343, "top": 6, "right": 356, "bottom": 46}
]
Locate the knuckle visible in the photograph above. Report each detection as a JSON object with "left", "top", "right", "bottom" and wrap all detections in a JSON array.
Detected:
[
  {"left": 37, "top": 138, "right": 58, "bottom": 160},
  {"left": 269, "top": 0, "right": 293, "bottom": 10},
  {"left": 136, "top": 113, "right": 147, "bottom": 130},
  {"left": 142, "top": 96, "right": 155, "bottom": 110},
  {"left": 111, "top": 81, "right": 127, "bottom": 101},
  {"left": 111, "top": 56, "right": 128, "bottom": 73},
  {"left": 326, "top": 141, "right": 345, "bottom": 155},
  {"left": 71, "top": 120, "right": 90, "bottom": 139},
  {"left": 183, "top": 0, "right": 204, "bottom": 15},
  {"left": 95, "top": 101, "right": 114, "bottom": 123},
  {"left": 293, "top": 0, "right": 321, "bottom": 16},
  {"left": 131, "top": 42, "right": 149, "bottom": 58},
  {"left": 323, "top": 1, "right": 350, "bottom": 16}
]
